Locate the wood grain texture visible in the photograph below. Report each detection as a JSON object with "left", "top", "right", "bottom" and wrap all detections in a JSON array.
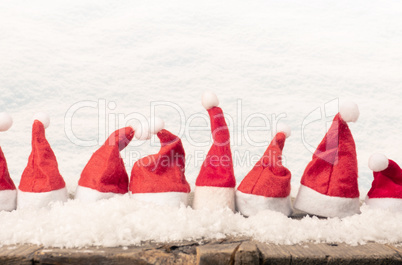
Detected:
[
  {"left": 0, "top": 244, "right": 42, "bottom": 265},
  {"left": 1, "top": 240, "right": 402, "bottom": 264}
]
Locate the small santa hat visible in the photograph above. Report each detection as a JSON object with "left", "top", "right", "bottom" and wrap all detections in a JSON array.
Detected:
[
  {"left": 236, "top": 123, "right": 292, "bottom": 216},
  {"left": 0, "top": 112, "right": 17, "bottom": 211},
  {"left": 18, "top": 113, "right": 68, "bottom": 209},
  {"left": 129, "top": 118, "right": 191, "bottom": 207},
  {"left": 192, "top": 92, "right": 236, "bottom": 211},
  {"left": 294, "top": 101, "right": 361, "bottom": 218},
  {"left": 75, "top": 126, "right": 135, "bottom": 202},
  {"left": 365, "top": 154, "right": 402, "bottom": 211}
]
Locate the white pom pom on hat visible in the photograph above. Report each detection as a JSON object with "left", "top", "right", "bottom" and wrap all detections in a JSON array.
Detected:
[
  {"left": 33, "top": 112, "right": 50, "bottom": 129},
  {"left": 368, "top": 153, "right": 389, "bottom": 172},
  {"left": 274, "top": 122, "right": 291, "bottom": 138},
  {"left": 134, "top": 124, "right": 151, "bottom": 140},
  {"left": 149, "top": 117, "right": 165, "bottom": 134},
  {"left": 0, "top": 112, "right": 13, "bottom": 132},
  {"left": 339, "top": 101, "right": 359, "bottom": 123},
  {"left": 202, "top": 91, "right": 219, "bottom": 110},
  {"left": 134, "top": 117, "right": 165, "bottom": 140}
]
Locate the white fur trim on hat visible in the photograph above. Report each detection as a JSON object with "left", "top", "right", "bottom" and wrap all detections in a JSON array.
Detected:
[
  {"left": 33, "top": 112, "right": 50, "bottom": 129},
  {"left": 17, "top": 187, "right": 68, "bottom": 209},
  {"left": 293, "top": 184, "right": 360, "bottom": 218},
  {"left": 75, "top": 185, "right": 123, "bottom": 202},
  {"left": 130, "top": 192, "right": 189, "bottom": 207},
  {"left": 0, "top": 189, "right": 17, "bottom": 211},
  {"left": 368, "top": 153, "right": 389, "bottom": 172},
  {"left": 365, "top": 197, "right": 402, "bottom": 212},
  {"left": 202, "top": 91, "right": 219, "bottom": 110},
  {"left": 339, "top": 101, "right": 359, "bottom": 123},
  {"left": 0, "top": 112, "right": 13, "bottom": 132},
  {"left": 235, "top": 190, "right": 292, "bottom": 216},
  {"left": 192, "top": 186, "right": 235, "bottom": 211}
]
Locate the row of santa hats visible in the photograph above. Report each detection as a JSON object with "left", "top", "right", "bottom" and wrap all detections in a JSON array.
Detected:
[{"left": 0, "top": 92, "right": 401, "bottom": 217}]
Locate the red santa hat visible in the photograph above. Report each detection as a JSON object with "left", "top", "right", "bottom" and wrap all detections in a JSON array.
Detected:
[
  {"left": 0, "top": 112, "right": 17, "bottom": 211},
  {"left": 18, "top": 113, "right": 68, "bottom": 209},
  {"left": 129, "top": 118, "right": 191, "bottom": 207},
  {"left": 365, "top": 153, "right": 402, "bottom": 211},
  {"left": 294, "top": 101, "right": 361, "bottom": 218},
  {"left": 75, "top": 126, "right": 135, "bottom": 202},
  {"left": 192, "top": 92, "right": 236, "bottom": 211},
  {"left": 236, "top": 123, "right": 292, "bottom": 216}
]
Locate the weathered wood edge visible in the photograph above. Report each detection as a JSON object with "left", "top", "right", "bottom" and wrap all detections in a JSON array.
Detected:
[{"left": 1, "top": 239, "right": 402, "bottom": 265}]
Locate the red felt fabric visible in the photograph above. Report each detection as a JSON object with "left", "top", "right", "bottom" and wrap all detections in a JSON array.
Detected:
[
  {"left": 368, "top": 159, "right": 402, "bottom": 198},
  {"left": 300, "top": 114, "right": 359, "bottom": 198},
  {"left": 79, "top": 127, "right": 134, "bottom": 194},
  {"left": 0, "top": 147, "right": 16, "bottom": 191},
  {"left": 195, "top": 107, "right": 236, "bottom": 188},
  {"left": 129, "top": 129, "right": 191, "bottom": 193},
  {"left": 19, "top": 121, "right": 66, "bottom": 192},
  {"left": 237, "top": 132, "right": 291, "bottom": 197}
]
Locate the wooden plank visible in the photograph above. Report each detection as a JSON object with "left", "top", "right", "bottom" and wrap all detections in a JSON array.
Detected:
[
  {"left": 1, "top": 240, "right": 402, "bottom": 265},
  {"left": 0, "top": 244, "right": 43, "bottom": 265},
  {"left": 234, "top": 241, "right": 260, "bottom": 265},
  {"left": 196, "top": 242, "right": 240, "bottom": 265},
  {"left": 256, "top": 242, "right": 292, "bottom": 265},
  {"left": 34, "top": 246, "right": 136, "bottom": 265},
  {"left": 313, "top": 243, "right": 401, "bottom": 264},
  {"left": 257, "top": 242, "right": 402, "bottom": 265},
  {"left": 385, "top": 245, "right": 402, "bottom": 260},
  {"left": 34, "top": 245, "right": 197, "bottom": 265}
]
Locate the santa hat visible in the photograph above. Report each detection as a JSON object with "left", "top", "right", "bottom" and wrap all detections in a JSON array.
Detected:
[
  {"left": 75, "top": 126, "right": 134, "bottom": 202},
  {"left": 236, "top": 124, "right": 292, "bottom": 216},
  {"left": 192, "top": 92, "right": 236, "bottom": 211},
  {"left": 129, "top": 118, "right": 191, "bottom": 207},
  {"left": 294, "top": 101, "right": 361, "bottom": 218},
  {"left": 0, "top": 112, "right": 17, "bottom": 211},
  {"left": 365, "top": 154, "right": 402, "bottom": 211},
  {"left": 18, "top": 113, "right": 68, "bottom": 209}
]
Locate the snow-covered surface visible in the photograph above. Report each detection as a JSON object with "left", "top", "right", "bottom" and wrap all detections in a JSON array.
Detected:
[
  {"left": 1, "top": 196, "right": 402, "bottom": 247},
  {"left": 1, "top": 0, "right": 402, "bottom": 247}
]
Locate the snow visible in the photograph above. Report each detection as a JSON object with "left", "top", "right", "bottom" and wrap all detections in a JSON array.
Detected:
[
  {"left": 1, "top": 196, "right": 402, "bottom": 248},
  {"left": 0, "top": 0, "right": 402, "bottom": 247}
]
